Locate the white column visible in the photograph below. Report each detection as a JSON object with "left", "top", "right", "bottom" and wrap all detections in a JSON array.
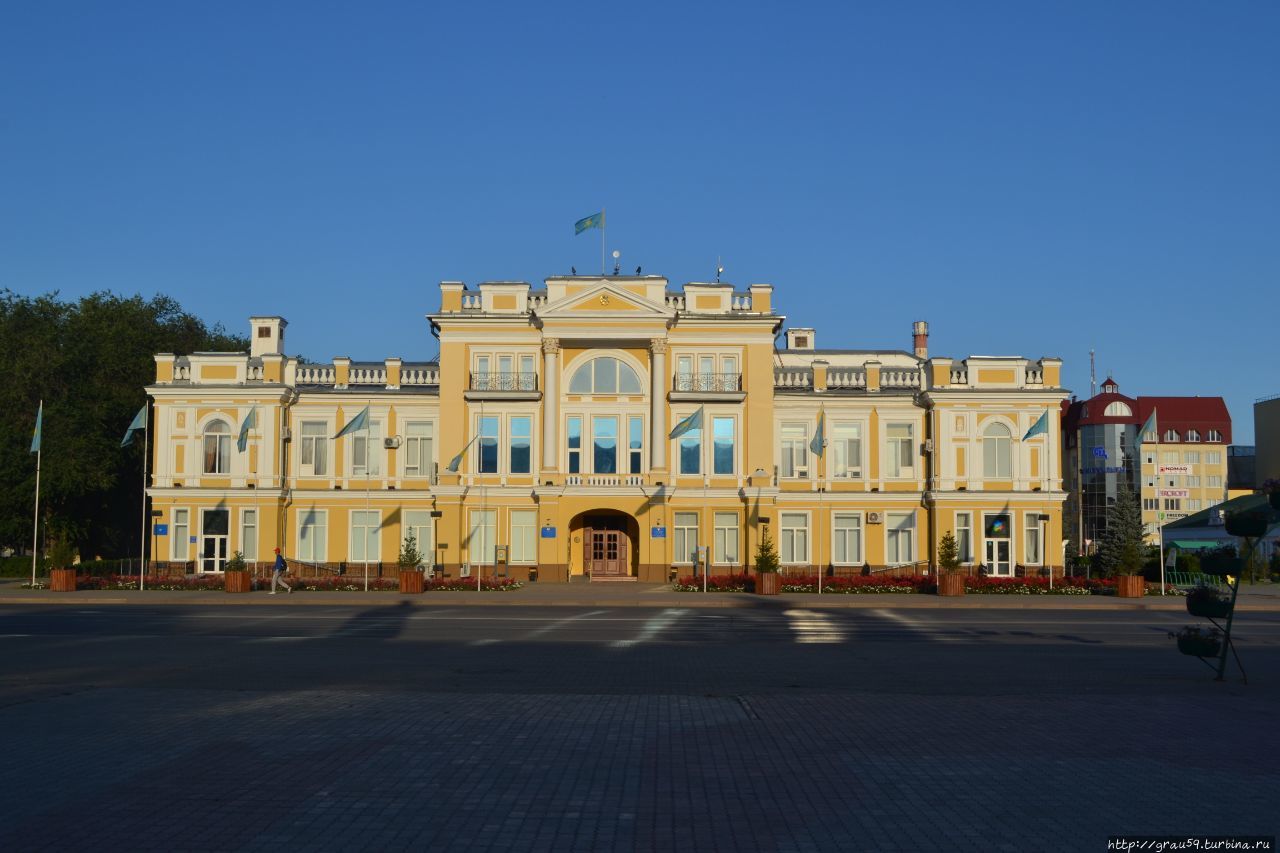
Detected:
[
  {"left": 542, "top": 338, "right": 560, "bottom": 471},
  {"left": 650, "top": 339, "right": 667, "bottom": 470}
]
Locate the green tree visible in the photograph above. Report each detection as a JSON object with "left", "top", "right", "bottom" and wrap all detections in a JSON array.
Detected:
[
  {"left": 0, "top": 290, "right": 247, "bottom": 558},
  {"left": 1097, "top": 482, "right": 1145, "bottom": 577},
  {"left": 399, "top": 531, "right": 426, "bottom": 569},
  {"left": 938, "top": 531, "right": 961, "bottom": 573},
  {"left": 754, "top": 528, "right": 779, "bottom": 574}
]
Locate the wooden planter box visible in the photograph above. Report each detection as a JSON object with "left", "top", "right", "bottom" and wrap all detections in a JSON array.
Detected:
[
  {"left": 937, "top": 574, "right": 966, "bottom": 596},
  {"left": 1115, "top": 576, "right": 1146, "bottom": 598},
  {"left": 1177, "top": 635, "right": 1221, "bottom": 658},
  {"left": 754, "top": 573, "right": 781, "bottom": 595},
  {"left": 399, "top": 570, "right": 425, "bottom": 594},
  {"left": 49, "top": 568, "right": 77, "bottom": 592},
  {"left": 224, "top": 570, "right": 253, "bottom": 593},
  {"left": 1186, "top": 597, "right": 1232, "bottom": 619}
]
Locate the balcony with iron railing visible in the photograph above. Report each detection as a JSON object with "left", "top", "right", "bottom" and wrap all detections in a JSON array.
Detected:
[
  {"left": 465, "top": 371, "right": 541, "bottom": 400},
  {"left": 669, "top": 372, "right": 746, "bottom": 401}
]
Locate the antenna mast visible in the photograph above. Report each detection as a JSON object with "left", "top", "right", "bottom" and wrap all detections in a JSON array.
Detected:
[{"left": 1090, "top": 349, "right": 1096, "bottom": 397}]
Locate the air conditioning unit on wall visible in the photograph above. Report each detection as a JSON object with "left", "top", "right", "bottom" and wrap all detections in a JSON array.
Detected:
[
  {"left": 867, "top": 512, "right": 884, "bottom": 524},
  {"left": 384, "top": 436, "right": 402, "bottom": 449}
]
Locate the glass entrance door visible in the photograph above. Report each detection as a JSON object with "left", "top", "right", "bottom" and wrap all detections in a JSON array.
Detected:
[
  {"left": 201, "top": 509, "right": 230, "bottom": 573},
  {"left": 984, "top": 513, "right": 1012, "bottom": 576}
]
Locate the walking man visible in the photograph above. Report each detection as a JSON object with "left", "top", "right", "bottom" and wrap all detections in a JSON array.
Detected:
[{"left": 270, "top": 547, "right": 292, "bottom": 594}]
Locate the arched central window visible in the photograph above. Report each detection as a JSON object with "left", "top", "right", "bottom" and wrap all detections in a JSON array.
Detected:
[
  {"left": 568, "top": 356, "right": 643, "bottom": 395},
  {"left": 982, "top": 422, "right": 1012, "bottom": 479},
  {"left": 1103, "top": 401, "right": 1132, "bottom": 417},
  {"left": 203, "top": 420, "right": 232, "bottom": 474}
]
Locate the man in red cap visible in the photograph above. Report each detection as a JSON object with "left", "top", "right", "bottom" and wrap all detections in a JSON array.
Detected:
[{"left": 270, "top": 547, "right": 292, "bottom": 594}]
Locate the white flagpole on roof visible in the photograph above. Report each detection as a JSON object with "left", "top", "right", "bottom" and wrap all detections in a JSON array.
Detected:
[{"left": 31, "top": 400, "right": 42, "bottom": 589}]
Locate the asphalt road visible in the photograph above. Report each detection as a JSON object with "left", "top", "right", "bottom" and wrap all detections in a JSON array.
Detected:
[{"left": 1, "top": 604, "right": 1277, "bottom": 851}]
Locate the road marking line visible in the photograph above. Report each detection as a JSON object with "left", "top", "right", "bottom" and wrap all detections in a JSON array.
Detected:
[
  {"left": 872, "top": 608, "right": 960, "bottom": 642},
  {"left": 612, "top": 608, "right": 687, "bottom": 648},
  {"left": 782, "top": 609, "right": 846, "bottom": 644},
  {"left": 469, "top": 638, "right": 500, "bottom": 646},
  {"left": 523, "top": 609, "right": 609, "bottom": 639}
]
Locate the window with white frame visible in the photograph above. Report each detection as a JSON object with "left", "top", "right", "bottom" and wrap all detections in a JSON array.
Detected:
[
  {"left": 510, "top": 510, "right": 536, "bottom": 563},
  {"left": 241, "top": 509, "right": 258, "bottom": 563},
  {"left": 678, "top": 418, "right": 701, "bottom": 475},
  {"left": 780, "top": 513, "right": 808, "bottom": 564},
  {"left": 403, "top": 421, "right": 433, "bottom": 479},
  {"left": 1187, "top": 475, "right": 1201, "bottom": 488},
  {"left": 172, "top": 509, "right": 190, "bottom": 561},
  {"left": 1144, "top": 451, "right": 1155, "bottom": 465},
  {"left": 1164, "top": 498, "right": 1182, "bottom": 511},
  {"left": 712, "top": 417, "right": 735, "bottom": 475},
  {"left": 569, "top": 356, "right": 643, "bottom": 394},
  {"left": 403, "top": 510, "right": 434, "bottom": 564},
  {"left": 1163, "top": 429, "right": 1179, "bottom": 442},
  {"left": 779, "top": 423, "right": 808, "bottom": 478},
  {"left": 1206, "top": 450, "right": 1222, "bottom": 465},
  {"left": 1024, "top": 513, "right": 1042, "bottom": 564},
  {"left": 955, "top": 512, "right": 972, "bottom": 563},
  {"left": 1188, "top": 499, "right": 1202, "bottom": 511},
  {"left": 300, "top": 421, "right": 329, "bottom": 477},
  {"left": 350, "top": 510, "right": 380, "bottom": 562},
  {"left": 468, "top": 509, "right": 496, "bottom": 564},
  {"left": 675, "top": 353, "right": 739, "bottom": 392},
  {"left": 832, "top": 513, "right": 862, "bottom": 565},
  {"left": 298, "top": 509, "right": 327, "bottom": 563},
  {"left": 1142, "top": 498, "right": 1159, "bottom": 511},
  {"left": 477, "top": 416, "right": 499, "bottom": 474},
  {"left": 628, "top": 416, "right": 644, "bottom": 474},
  {"left": 1144, "top": 475, "right": 1156, "bottom": 489},
  {"left": 1161, "top": 451, "right": 1178, "bottom": 464},
  {"left": 1184, "top": 451, "right": 1200, "bottom": 464},
  {"left": 567, "top": 416, "right": 582, "bottom": 474},
  {"left": 831, "top": 423, "right": 862, "bottom": 478},
  {"left": 1186, "top": 429, "right": 1200, "bottom": 442},
  {"left": 351, "top": 420, "right": 384, "bottom": 476},
  {"left": 1207, "top": 430, "right": 1222, "bottom": 443},
  {"left": 982, "top": 422, "right": 1012, "bottom": 479},
  {"left": 509, "top": 416, "right": 532, "bottom": 474},
  {"left": 1207, "top": 474, "right": 1222, "bottom": 488},
  {"left": 885, "top": 512, "right": 915, "bottom": 565},
  {"left": 1103, "top": 401, "right": 1132, "bottom": 417},
  {"left": 593, "top": 415, "right": 618, "bottom": 474},
  {"left": 203, "top": 420, "right": 232, "bottom": 474},
  {"left": 713, "top": 512, "right": 739, "bottom": 564},
  {"left": 673, "top": 512, "right": 698, "bottom": 563},
  {"left": 885, "top": 423, "right": 914, "bottom": 478},
  {"left": 472, "top": 352, "right": 538, "bottom": 390}
]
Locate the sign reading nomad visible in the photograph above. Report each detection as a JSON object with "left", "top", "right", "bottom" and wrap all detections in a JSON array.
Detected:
[{"left": 1159, "top": 465, "right": 1193, "bottom": 475}]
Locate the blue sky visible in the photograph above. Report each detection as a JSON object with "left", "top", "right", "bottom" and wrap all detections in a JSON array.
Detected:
[{"left": 2, "top": 1, "right": 1276, "bottom": 442}]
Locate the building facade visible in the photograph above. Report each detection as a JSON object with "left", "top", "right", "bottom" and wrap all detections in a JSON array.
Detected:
[
  {"left": 145, "top": 275, "right": 1067, "bottom": 582},
  {"left": 1256, "top": 394, "right": 1280, "bottom": 488},
  {"left": 1062, "top": 378, "right": 1232, "bottom": 551}
]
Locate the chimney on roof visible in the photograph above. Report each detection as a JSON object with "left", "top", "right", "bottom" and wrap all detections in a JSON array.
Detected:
[
  {"left": 786, "top": 328, "right": 815, "bottom": 351},
  {"left": 912, "top": 321, "right": 928, "bottom": 359},
  {"left": 250, "top": 316, "right": 287, "bottom": 358}
]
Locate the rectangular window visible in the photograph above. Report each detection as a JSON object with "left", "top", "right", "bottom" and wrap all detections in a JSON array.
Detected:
[
  {"left": 404, "top": 421, "right": 433, "bottom": 479},
  {"left": 1187, "top": 475, "right": 1201, "bottom": 488},
  {"left": 673, "top": 512, "right": 698, "bottom": 563},
  {"left": 478, "top": 415, "right": 499, "bottom": 474},
  {"left": 713, "top": 512, "right": 739, "bottom": 564},
  {"left": 1144, "top": 451, "right": 1155, "bottom": 465},
  {"left": 833, "top": 513, "right": 862, "bottom": 565},
  {"left": 300, "top": 421, "right": 328, "bottom": 477},
  {"left": 469, "top": 509, "right": 496, "bottom": 564},
  {"left": 779, "top": 423, "right": 808, "bottom": 478},
  {"left": 677, "top": 355, "right": 692, "bottom": 386},
  {"left": 593, "top": 415, "right": 618, "bottom": 474},
  {"left": 628, "top": 416, "right": 643, "bottom": 474},
  {"left": 955, "top": 512, "right": 972, "bottom": 563},
  {"left": 350, "top": 510, "right": 380, "bottom": 562},
  {"left": 698, "top": 355, "right": 715, "bottom": 387},
  {"left": 509, "top": 416, "right": 531, "bottom": 474},
  {"left": 886, "top": 512, "right": 915, "bottom": 565},
  {"left": 713, "top": 417, "right": 735, "bottom": 475},
  {"left": 1184, "top": 451, "right": 1200, "bottom": 464},
  {"left": 679, "top": 419, "right": 701, "bottom": 475},
  {"left": 298, "top": 509, "right": 327, "bottom": 563},
  {"left": 241, "top": 509, "right": 258, "bottom": 563},
  {"left": 1206, "top": 451, "right": 1222, "bottom": 465},
  {"left": 498, "top": 354, "right": 513, "bottom": 379},
  {"left": 1161, "top": 451, "right": 1178, "bottom": 464},
  {"left": 567, "top": 416, "right": 582, "bottom": 474},
  {"left": 1207, "top": 475, "right": 1222, "bottom": 488},
  {"left": 886, "top": 424, "right": 914, "bottom": 478},
  {"left": 1142, "top": 498, "right": 1159, "bottom": 511},
  {"left": 403, "top": 510, "right": 434, "bottom": 564},
  {"left": 352, "top": 420, "right": 383, "bottom": 476},
  {"left": 519, "top": 354, "right": 536, "bottom": 380},
  {"left": 832, "top": 423, "right": 862, "bottom": 478},
  {"left": 172, "top": 509, "right": 189, "bottom": 561},
  {"left": 1188, "top": 499, "right": 1201, "bottom": 512},
  {"left": 1164, "top": 498, "right": 1182, "bottom": 511},
  {"left": 1024, "top": 514, "right": 1042, "bottom": 564},
  {"left": 510, "top": 510, "right": 536, "bottom": 563},
  {"left": 780, "top": 513, "right": 808, "bottom": 564}
]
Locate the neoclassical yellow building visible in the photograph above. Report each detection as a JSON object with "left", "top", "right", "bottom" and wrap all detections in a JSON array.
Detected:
[{"left": 146, "top": 275, "right": 1067, "bottom": 582}]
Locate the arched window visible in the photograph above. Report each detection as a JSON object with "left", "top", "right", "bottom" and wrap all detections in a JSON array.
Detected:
[
  {"left": 1103, "top": 401, "right": 1132, "bottom": 417},
  {"left": 203, "top": 421, "right": 232, "bottom": 474},
  {"left": 1185, "top": 429, "right": 1200, "bottom": 442},
  {"left": 568, "top": 356, "right": 643, "bottom": 394},
  {"left": 1207, "top": 429, "right": 1222, "bottom": 443},
  {"left": 1163, "top": 429, "right": 1179, "bottom": 442},
  {"left": 982, "top": 422, "right": 1012, "bottom": 479}
]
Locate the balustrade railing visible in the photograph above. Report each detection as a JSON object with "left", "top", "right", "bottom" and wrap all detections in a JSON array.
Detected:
[
  {"left": 881, "top": 369, "right": 921, "bottom": 388},
  {"left": 348, "top": 367, "right": 387, "bottom": 385},
  {"left": 565, "top": 474, "right": 644, "bottom": 487},
  {"left": 674, "top": 373, "right": 741, "bottom": 393},
  {"left": 774, "top": 368, "right": 812, "bottom": 389},
  {"left": 470, "top": 372, "right": 538, "bottom": 392},
  {"left": 296, "top": 365, "right": 336, "bottom": 385},
  {"left": 401, "top": 366, "right": 439, "bottom": 385},
  {"left": 827, "top": 369, "right": 866, "bottom": 389}
]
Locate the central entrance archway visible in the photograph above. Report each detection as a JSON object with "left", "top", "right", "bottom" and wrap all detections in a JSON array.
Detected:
[{"left": 570, "top": 511, "right": 639, "bottom": 581}]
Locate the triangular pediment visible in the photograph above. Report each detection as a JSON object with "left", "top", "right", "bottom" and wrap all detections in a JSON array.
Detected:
[{"left": 536, "top": 281, "right": 674, "bottom": 320}]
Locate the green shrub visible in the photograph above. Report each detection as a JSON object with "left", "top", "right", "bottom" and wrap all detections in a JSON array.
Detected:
[{"left": 0, "top": 555, "right": 49, "bottom": 577}]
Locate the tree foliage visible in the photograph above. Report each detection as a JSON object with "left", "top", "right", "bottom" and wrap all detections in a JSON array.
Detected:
[
  {"left": 754, "top": 528, "right": 780, "bottom": 574},
  {"left": 938, "top": 531, "right": 961, "bottom": 573},
  {"left": 1097, "top": 481, "right": 1146, "bottom": 577},
  {"left": 0, "top": 290, "right": 246, "bottom": 557}
]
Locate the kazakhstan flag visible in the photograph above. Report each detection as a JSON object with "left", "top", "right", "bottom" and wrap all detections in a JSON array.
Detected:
[
  {"left": 30, "top": 402, "right": 42, "bottom": 454},
  {"left": 574, "top": 211, "right": 603, "bottom": 235}
]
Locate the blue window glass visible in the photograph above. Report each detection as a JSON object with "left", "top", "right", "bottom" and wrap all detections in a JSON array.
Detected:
[
  {"left": 680, "top": 427, "right": 701, "bottom": 475},
  {"left": 713, "top": 417, "right": 734, "bottom": 475},
  {"left": 629, "top": 416, "right": 643, "bottom": 474},
  {"left": 510, "top": 416, "right": 531, "bottom": 474},
  {"left": 479, "top": 416, "right": 499, "bottom": 473},
  {"left": 567, "top": 416, "right": 581, "bottom": 474},
  {"left": 593, "top": 416, "right": 617, "bottom": 474}
]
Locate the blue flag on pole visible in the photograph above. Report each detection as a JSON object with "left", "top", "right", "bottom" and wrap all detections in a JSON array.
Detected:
[
  {"left": 237, "top": 405, "right": 257, "bottom": 453},
  {"left": 447, "top": 433, "right": 480, "bottom": 473},
  {"left": 669, "top": 406, "right": 704, "bottom": 440},
  {"left": 810, "top": 407, "right": 826, "bottom": 457},
  {"left": 334, "top": 406, "right": 370, "bottom": 439},
  {"left": 574, "top": 211, "right": 604, "bottom": 235},
  {"left": 121, "top": 404, "right": 147, "bottom": 447},
  {"left": 30, "top": 402, "right": 42, "bottom": 454},
  {"left": 1022, "top": 409, "right": 1049, "bottom": 441}
]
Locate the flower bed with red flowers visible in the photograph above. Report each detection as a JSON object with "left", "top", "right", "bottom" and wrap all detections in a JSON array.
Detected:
[
  {"left": 21, "top": 574, "right": 520, "bottom": 592},
  {"left": 425, "top": 577, "right": 524, "bottom": 591},
  {"left": 779, "top": 575, "right": 931, "bottom": 594},
  {"left": 673, "top": 574, "right": 751, "bottom": 592}
]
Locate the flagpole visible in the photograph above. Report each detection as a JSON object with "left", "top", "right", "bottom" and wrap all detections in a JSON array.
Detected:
[
  {"left": 140, "top": 400, "right": 149, "bottom": 591},
  {"left": 1155, "top": 420, "right": 1165, "bottom": 596},
  {"left": 365, "top": 413, "right": 371, "bottom": 593},
  {"left": 31, "top": 400, "right": 42, "bottom": 588},
  {"left": 601, "top": 207, "right": 606, "bottom": 275}
]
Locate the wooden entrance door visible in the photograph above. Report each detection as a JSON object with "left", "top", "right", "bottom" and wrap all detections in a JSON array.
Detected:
[{"left": 585, "top": 528, "right": 628, "bottom": 578}]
